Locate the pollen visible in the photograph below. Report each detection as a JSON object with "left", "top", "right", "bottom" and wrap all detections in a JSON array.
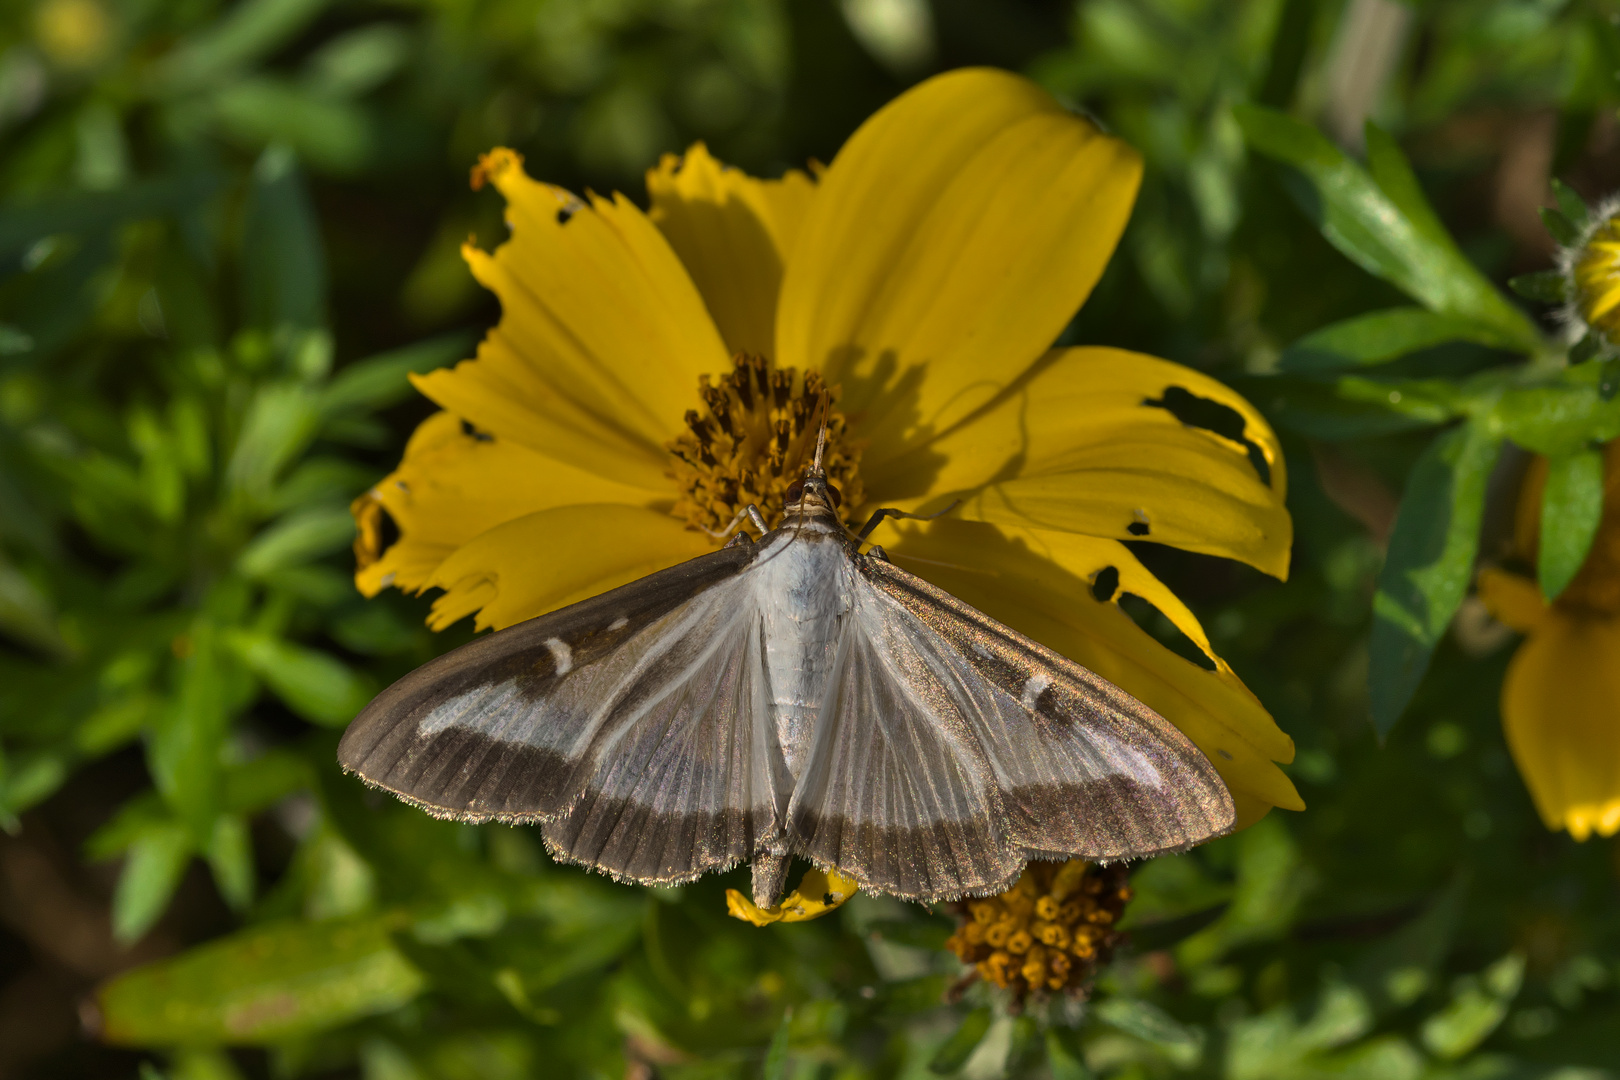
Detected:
[
  {"left": 944, "top": 860, "right": 1132, "bottom": 1000},
  {"left": 667, "top": 353, "right": 865, "bottom": 537},
  {"left": 1573, "top": 214, "right": 1620, "bottom": 343}
]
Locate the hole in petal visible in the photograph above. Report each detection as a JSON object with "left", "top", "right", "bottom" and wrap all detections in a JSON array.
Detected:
[
  {"left": 460, "top": 419, "right": 494, "bottom": 442},
  {"left": 1091, "top": 566, "right": 1119, "bottom": 602},
  {"left": 1145, "top": 386, "right": 1271, "bottom": 487},
  {"left": 1127, "top": 519, "right": 1150, "bottom": 537},
  {"left": 556, "top": 206, "right": 576, "bottom": 225},
  {"left": 1118, "top": 593, "right": 1216, "bottom": 672}
]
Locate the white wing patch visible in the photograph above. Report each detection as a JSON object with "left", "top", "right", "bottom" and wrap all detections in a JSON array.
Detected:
[{"left": 545, "top": 637, "right": 573, "bottom": 675}]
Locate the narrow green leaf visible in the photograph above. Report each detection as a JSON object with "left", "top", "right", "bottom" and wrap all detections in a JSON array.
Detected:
[
  {"left": 96, "top": 914, "right": 424, "bottom": 1045},
  {"left": 1046, "top": 1028, "right": 1091, "bottom": 1080},
  {"left": 1552, "top": 178, "right": 1591, "bottom": 231},
  {"left": 113, "top": 819, "right": 193, "bottom": 943},
  {"left": 762, "top": 1009, "right": 792, "bottom": 1080},
  {"left": 1235, "top": 106, "right": 1540, "bottom": 350},
  {"left": 1508, "top": 270, "right": 1568, "bottom": 303},
  {"left": 241, "top": 146, "right": 325, "bottom": 332},
  {"left": 1091, "top": 997, "right": 1201, "bottom": 1050},
  {"left": 229, "top": 631, "right": 373, "bottom": 726},
  {"left": 1538, "top": 448, "right": 1605, "bottom": 600},
  {"left": 207, "top": 814, "right": 256, "bottom": 912},
  {"left": 147, "top": 624, "right": 231, "bottom": 835},
  {"left": 320, "top": 331, "right": 477, "bottom": 416},
  {"left": 151, "top": 0, "right": 334, "bottom": 94},
  {"left": 928, "top": 1007, "right": 993, "bottom": 1074},
  {"left": 237, "top": 504, "right": 354, "bottom": 577},
  {"left": 0, "top": 551, "right": 68, "bottom": 655},
  {"left": 1121, "top": 903, "right": 1229, "bottom": 952},
  {"left": 1419, "top": 953, "right": 1523, "bottom": 1059},
  {"left": 1369, "top": 423, "right": 1502, "bottom": 736},
  {"left": 225, "top": 382, "right": 321, "bottom": 504},
  {"left": 1006, "top": 1015, "right": 1041, "bottom": 1076},
  {"left": 1280, "top": 308, "right": 1512, "bottom": 373},
  {"left": 1540, "top": 206, "right": 1582, "bottom": 246},
  {"left": 1571, "top": 331, "right": 1603, "bottom": 364}
]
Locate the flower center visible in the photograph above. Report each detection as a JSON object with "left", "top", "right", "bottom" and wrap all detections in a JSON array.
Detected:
[
  {"left": 1573, "top": 214, "right": 1620, "bottom": 343},
  {"left": 667, "top": 353, "right": 864, "bottom": 539},
  {"left": 945, "top": 859, "right": 1132, "bottom": 999}
]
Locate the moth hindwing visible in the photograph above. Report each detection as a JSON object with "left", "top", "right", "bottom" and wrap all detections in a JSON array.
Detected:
[{"left": 339, "top": 498, "right": 1234, "bottom": 904}]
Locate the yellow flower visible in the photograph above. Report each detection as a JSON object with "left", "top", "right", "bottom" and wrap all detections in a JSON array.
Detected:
[
  {"left": 944, "top": 859, "right": 1131, "bottom": 999},
  {"left": 1479, "top": 441, "right": 1620, "bottom": 840},
  {"left": 352, "top": 68, "right": 1301, "bottom": 840},
  {"left": 1570, "top": 205, "right": 1620, "bottom": 345}
]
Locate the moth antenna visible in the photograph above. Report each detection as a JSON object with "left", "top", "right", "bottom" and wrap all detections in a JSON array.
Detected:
[{"left": 810, "top": 394, "right": 830, "bottom": 477}]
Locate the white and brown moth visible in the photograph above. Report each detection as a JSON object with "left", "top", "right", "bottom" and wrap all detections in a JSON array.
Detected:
[{"left": 338, "top": 428, "right": 1235, "bottom": 909}]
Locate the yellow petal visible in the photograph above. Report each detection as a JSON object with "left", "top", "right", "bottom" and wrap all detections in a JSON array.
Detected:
[
  {"left": 725, "top": 867, "right": 858, "bottom": 926},
  {"left": 881, "top": 518, "right": 1302, "bottom": 816},
  {"left": 423, "top": 504, "right": 711, "bottom": 631},
  {"left": 1501, "top": 608, "right": 1620, "bottom": 839},
  {"left": 867, "top": 347, "right": 1290, "bottom": 580},
  {"left": 1476, "top": 567, "right": 1548, "bottom": 634},
  {"left": 776, "top": 68, "right": 1141, "bottom": 463},
  {"left": 446, "top": 148, "right": 730, "bottom": 456},
  {"left": 647, "top": 143, "right": 816, "bottom": 359},
  {"left": 351, "top": 411, "right": 664, "bottom": 598}
]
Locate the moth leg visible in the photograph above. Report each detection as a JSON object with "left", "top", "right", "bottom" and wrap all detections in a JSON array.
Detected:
[
  {"left": 854, "top": 500, "right": 960, "bottom": 543},
  {"left": 699, "top": 503, "right": 769, "bottom": 541},
  {"left": 751, "top": 850, "right": 792, "bottom": 908}
]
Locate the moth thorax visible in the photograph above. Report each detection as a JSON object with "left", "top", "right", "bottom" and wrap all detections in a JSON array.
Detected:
[{"left": 666, "top": 352, "right": 864, "bottom": 537}]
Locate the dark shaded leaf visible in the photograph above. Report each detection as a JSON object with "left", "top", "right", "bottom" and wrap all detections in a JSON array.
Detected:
[
  {"left": 1369, "top": 422, "right": 1501, "bottom": 736},
  {"left": 1539, "top": 447, "right": 1605, "bottom": 600},
  {"left": 1280, "top": 308, "right": 1513, "bottom": 373},
  {"left": 928, "top": 1007, "right": 992, "bottom": 1074}
]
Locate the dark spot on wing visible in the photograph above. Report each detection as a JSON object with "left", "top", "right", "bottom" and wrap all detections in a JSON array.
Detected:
[
  {"left": 460, "top": 419, "right": 494, "bottom": 442},
  {"left": 1127, "top": 520, "right": 1150, "bottom": 537},
  {"left": 1031, "top": 683, "right": 1066, "bottom": 725},
  {"left": 1091, "top": 566, "right": 1119, "bottom": 602}
]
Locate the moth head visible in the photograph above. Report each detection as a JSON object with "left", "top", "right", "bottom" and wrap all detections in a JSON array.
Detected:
[{"left": 785, "top": 474, "right": 842, "bottom": 511}]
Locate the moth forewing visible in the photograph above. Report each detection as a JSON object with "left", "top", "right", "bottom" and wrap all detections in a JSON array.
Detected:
[
  {"left": 336, "top": 541, "right": 760, "bottom": 824},
  {"left": 857, "top": 555, "right": 1236, "bottom": 860}
]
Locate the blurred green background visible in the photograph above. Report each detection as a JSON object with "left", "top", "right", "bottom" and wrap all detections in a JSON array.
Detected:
[{"left": 4, "top": 0, "right": 1620, "bottom": 1077}]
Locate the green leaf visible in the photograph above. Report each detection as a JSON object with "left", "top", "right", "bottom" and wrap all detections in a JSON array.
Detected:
[
  {"left": 0, "top": 551, "right": 68, "bottom": 655},
  {"left": 147, "top": 624, "right": 232, "bottom": 835},
  {"left": 229, "top": 631, "right": 373, "bottom": 726},
  {"left": 762, "top": 1009, "right": 792, "bottom": 1080},
  {"left": 1538, "top": 447, "right": 1605, "bottom": 600},
  {"left": 1121, "top": 903, "right": 1229, "bottom": 952},
  {"left": 1552, "top": 178, "right": 1590, "bottom": 231},
  {"left": 237, "top": 504, "right": 355, "bottom": 577},
  {"left": 225, "top": 382, "right": 321, "bottom": 505},
  {"left": 1235, "top": 106, "right": 1540, "bottom": 350},
  {"left": 1090, "top": 997, "right": 1201, "bottom": 1052},
  {"left": 207, "top": 814, "right": 256, "bottom": 912},
  {"left": 1369, "top": 423, "right": 1502, "bottom": 736},
  {"left": 241, "top": 146, "right": 325, "bottom": 332},
  {"left": 215, "top": 79, "right": 375, "bottom": 176},
  {"left": 1279, "top": 308, "right": 1513, "bottom": 373},
  {"left": 112, "top": 818, "right": 194, "bottom": 943},
  {"left": 1046, "top": 1028, "right": 1090, "bottom": 1080},
  {"left": 320, "top": 331, "right": 477, "bottom": 416},
  {"left": 1540, "top": 206, "right": 1582, "bottom": 246},
  {"left": 866, "top": 916, "right": 955, "bottom": 950},
  {"left": 928, "top": 1007, "right": 992, "bottom": 1074},
  {"left": 1571, "top": 331, "right": 1603, "bottom": 364},
  {"left": 95, "top": 914, "right": 424, "bottom": 1045},
  {"left": 151, "top": 0, "right": 334, "bottom": 94},
  {"left": 1006, "top": 1015, "right": 1041, "bottom": 1076},
  {"left": 1419, "top": 953, "right": 1524, "bottom": 1059},
  {"left": 1508, "top": 270, "right": 1568, "bottom": 303}
]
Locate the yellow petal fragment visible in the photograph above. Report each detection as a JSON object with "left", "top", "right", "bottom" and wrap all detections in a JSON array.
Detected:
[
  {"left": 777, "top": 68, "right": 1141, "bottom": 463},
  {"left": 1501, "top": 608, "right": 1620, "bottom": 839},
  {"left": 411, "top": 337, "right": 670, "bottom": 491},
  {"left": 422, "top": 504, "right": 712, "bottom": 632},
  {"left": 647, "top": 143, "right": 816, "bottom": 359},
  {"left": 1476, "top": 567, "right": 1548, "bottom": 634},
  {"left": 463, "top": 148, "right": 731, "bottom": 446},
  {"left": 866, "top": 347, "right": 1290, "bottom": 580},
  {"left": 351, "top": 411, "right": 663, "bottom": 598},
  {"left": 725, "top": 867, "right": 858, "bottom": 926},
  {"left": 882, "top": 519, "right": 1302, "bottom": 815}
]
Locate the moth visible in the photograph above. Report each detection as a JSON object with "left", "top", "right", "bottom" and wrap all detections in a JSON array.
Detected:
[{"left": 338, "top": 428, "right": 1235, "bottom": 909}]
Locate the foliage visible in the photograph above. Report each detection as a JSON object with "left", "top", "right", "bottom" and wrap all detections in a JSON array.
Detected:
[{"left": 4, "top": 0, "right": 1620, "bottom": 1078}]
